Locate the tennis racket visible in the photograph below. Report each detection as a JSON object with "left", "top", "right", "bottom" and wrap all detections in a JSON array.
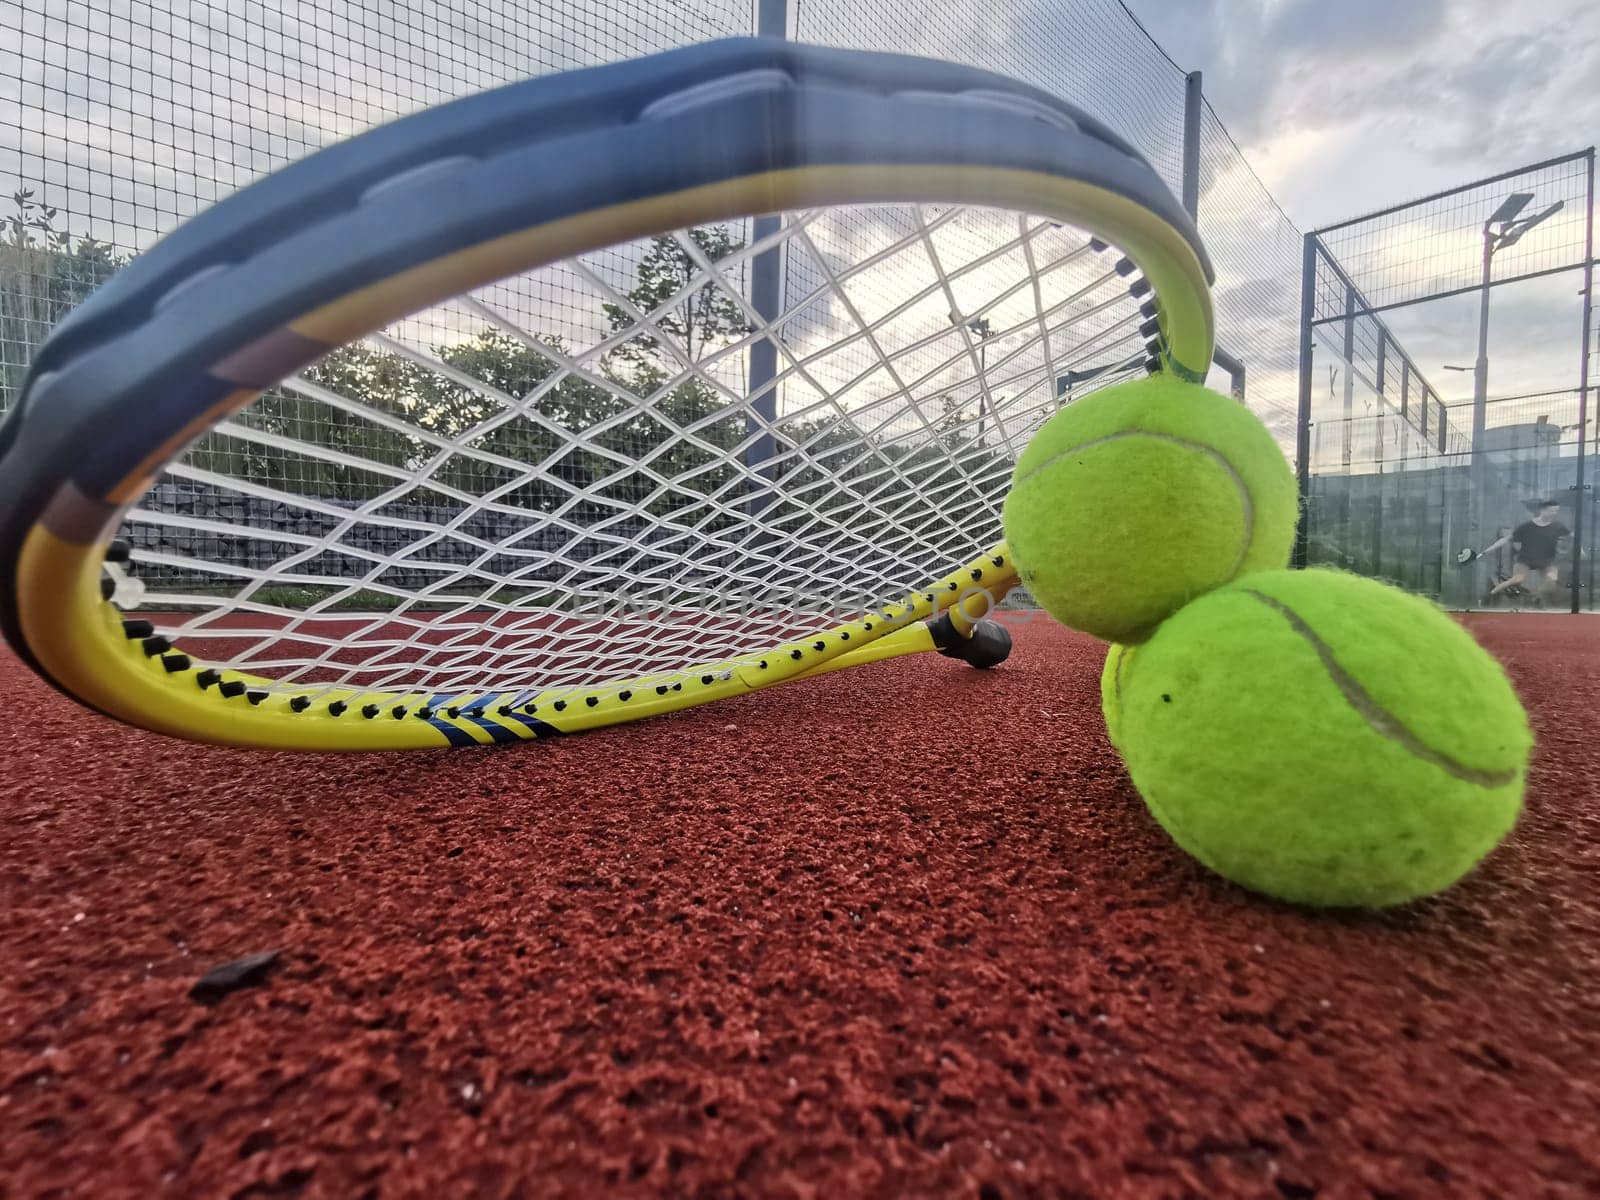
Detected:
[{"left": 0, "top": 38, "right": 1214, "bottom": 750}]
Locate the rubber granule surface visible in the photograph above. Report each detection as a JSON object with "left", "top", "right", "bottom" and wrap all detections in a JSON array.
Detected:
[{"left": 1, "top": 613, "right": 1597, "bottom": 1198}]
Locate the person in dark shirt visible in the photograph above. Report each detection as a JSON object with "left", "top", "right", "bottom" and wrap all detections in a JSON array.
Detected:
[{"left": 1479, "top": 501, "right": 1570, "bottom": 603}]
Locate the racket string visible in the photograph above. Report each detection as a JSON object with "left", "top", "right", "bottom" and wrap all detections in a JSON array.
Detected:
[{"left": 115, "top": 202, "right": 1140, "bottom": 700}]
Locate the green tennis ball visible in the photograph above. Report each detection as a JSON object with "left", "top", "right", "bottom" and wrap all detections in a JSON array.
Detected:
[
  {"left": 1100, "top": 643, "right": 1132, "bottom": 750},
  {"left": 1117, "top": 568, "right": 1532, "bottom": 908},
  {"left": 1003, "top": 374, "right": 1297, "bottom": 643}
]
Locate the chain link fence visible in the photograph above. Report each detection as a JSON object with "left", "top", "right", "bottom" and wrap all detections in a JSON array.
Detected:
[
  {"left": 3, "top": 0, "right": 1306, "bottom": 427},
  {"left": 1297, "top": 149, "right": 1597, "bottom": 611}
]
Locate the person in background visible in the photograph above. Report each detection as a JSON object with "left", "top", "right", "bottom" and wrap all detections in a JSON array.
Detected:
[{"left": 1479, "top": 500, "right": 1571, "bottom": 604}]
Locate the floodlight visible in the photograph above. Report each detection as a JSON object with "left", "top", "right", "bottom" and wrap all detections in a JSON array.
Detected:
[
  {"left": 1498, "top": 200, "right": 1563, "bottom": 248},
  {"left": 1488, "top": 192, "right": 1533, "bottom": 225}
]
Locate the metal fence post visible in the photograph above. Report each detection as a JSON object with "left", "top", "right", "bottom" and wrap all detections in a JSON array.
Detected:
[
  {"left": 745, "top": 0, "right": 788, "bottom": 511},
  {"left": 1571, "top": 147, "right": 1595, "bottom": 612},
  {"left": 1181, "top": 72, "right": 1202, "bottom": 217},
  {"left": 1294, "top": 233, "right": 1317, "bottom": 568},
  {"left": 1179, "top": 70, "right": 1248, "bottom": 401}
]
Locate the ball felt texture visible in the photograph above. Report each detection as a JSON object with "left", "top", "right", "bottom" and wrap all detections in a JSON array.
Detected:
[
  {"left": 1116, "top": 568, "right": 1531, "bottom": 908},
  {"left": 1100, "top": 643, "right": 1132, "bottom": 751},
  {"left": 1003, "top": 374, "right": 1297, "bottom": 643}
]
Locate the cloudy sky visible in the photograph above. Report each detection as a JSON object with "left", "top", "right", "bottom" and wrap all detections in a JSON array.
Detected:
[{"left": 1125, "top": 0, "right": 1598, "bottom": 426}]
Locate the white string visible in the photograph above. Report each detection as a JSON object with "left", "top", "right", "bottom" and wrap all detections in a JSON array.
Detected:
[{"left": 122, "top": 203, "right": 1140, "bottom": 698}]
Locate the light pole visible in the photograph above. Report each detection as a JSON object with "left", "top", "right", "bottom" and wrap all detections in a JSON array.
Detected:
[
  {"left": 1467, "top": 192, "right": 1563, "bottom": 571},
  {"left": 951, "top": 312, "right": 996, "bottom": 440}
]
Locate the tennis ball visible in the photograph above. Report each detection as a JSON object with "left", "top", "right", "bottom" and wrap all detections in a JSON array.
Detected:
[
  {"left": 1003, "top": 374, "right": 1296, "bottom": 643},
  {"left": 1117, "top": 568, "right": 1531, "bottom": 908},
  {"left": 1100, "top": 643, "right": 1132, "bottom": 751}
]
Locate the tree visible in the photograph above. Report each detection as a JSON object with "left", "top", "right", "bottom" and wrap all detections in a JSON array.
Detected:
[
  {"left": 601, "top": 228, "right": 748, "bottom": 367},
  {"left": 1, "top": 190, "right": 127, "bottom": 415}
]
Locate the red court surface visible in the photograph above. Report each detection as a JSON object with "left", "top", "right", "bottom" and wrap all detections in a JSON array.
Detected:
[{"left": 2, "top": 612, "right": 1597, "bottom": 1197}]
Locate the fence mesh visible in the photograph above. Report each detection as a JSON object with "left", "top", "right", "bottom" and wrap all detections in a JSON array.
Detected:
[
  {"left": 3, "top": 0, "right": 1328, "bottom": 691},
  {"left": 1301, "top": 150, "right": 1596, "bottom": 611},
  {"left": 1315, "top": 154, "right": 1593, "bottom": 313}
]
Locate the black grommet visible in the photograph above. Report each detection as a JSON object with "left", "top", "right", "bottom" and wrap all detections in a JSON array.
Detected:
[
  {"left": 864, "top": 623, "right": 873, "bottom": 631},
  {"left": 840, "top": 632, "right": 849, "bottom": 640},
  {"left": 195, "top": 668, "right": 220, "bottom": 689},
  {"left": 467, "top": 707, "right": 483, "bottom": 718},
  {"left": 619, "top": 691, "right": 631, "bottom": 701},
  {"left": 328, "top": 700, "right": 347, "bottom": 716},
  {"left": 104, "top": 540, "right": 130, "bottom": 563},
  {"left": 757, "top": 661, "right": 767, "bottom": 670},
  {"left": 446, "top": 707, "right": 460, "bottom": 718},
  {"left": 585, "top": 696, "right": 598, "bottom": 707},
  {"left": 290, "top": 696, "right": 311, "bottom": 712},
  {"left": 791, "top": 649, "right": 802, "bottom": 660},
  {"left": 362, "top": 704, "right": 379, "bottom": 718},
  {"left": 553, "top": 700, "right": 566, "bottom": 711},
  {"left": 523, "top": 703, "right": 537, "bottom": 713},
  {"left": 970, "top": 569, "right": 982, "bottom": 580},
  {"left": 122, "top": 618, "right": 155, "bottom": 639},
  {"left": 993, "top": 555, "right": 1005, "bottom": 566},
  {"left": 141, "top": 635, "right": 171, "bottom": 657},
  {"left": 392, "top": 706, "right": 407, "bottom": 719},
  {"left": 100, "top": 577, "right": 115, "bottom": 600},
  {"left": 417, "top": 706, "right": 434, "bottom": 720},
  {"left": 672, "top": 683, "right": 681, "bottom": 691},
  {"left": 700, "top": 674, "right": 713, "bottom": 685},
  {"left": 497, "top": 705, "right": 511, "bottom": 716},
  {"left": 813, "top": 640, "right": 825, "bottom": 651},
  {"left": 218, "top": 680, "right": 246, "bottom": 699},
  {"left": 947, "top": 582, "right": 957, "bottom": 591},
  {"left": 161, "top": 653, "right": 190, "bottom": 673},
  {"left": 656, "top": 685, "right": 669, "bottom": 694},
  {"left": 246, "top": 691, "right": 268, "bottom": 705}
]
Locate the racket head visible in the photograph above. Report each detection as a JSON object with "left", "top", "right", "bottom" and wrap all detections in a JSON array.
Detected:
[{"left": 0, "top": 38, "right": 1213, "bottom": 749}]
